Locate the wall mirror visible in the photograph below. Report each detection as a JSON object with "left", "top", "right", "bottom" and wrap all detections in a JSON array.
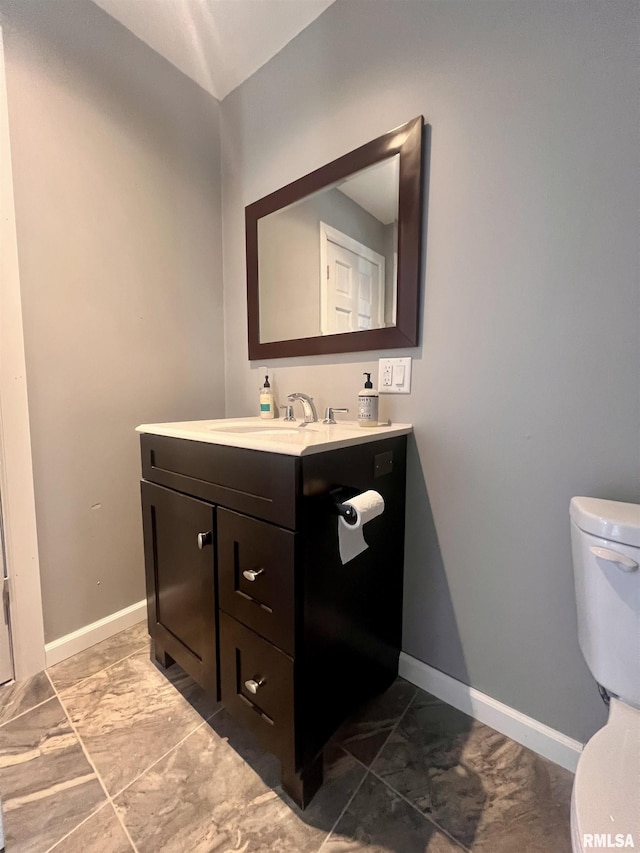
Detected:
[{"left": 246, "top": 116, "right": 424, "bottom": 359}]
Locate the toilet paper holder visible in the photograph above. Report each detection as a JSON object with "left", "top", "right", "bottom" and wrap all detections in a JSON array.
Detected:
[{"left": 330, "top": 488, "right": 359, "bottom": 525}]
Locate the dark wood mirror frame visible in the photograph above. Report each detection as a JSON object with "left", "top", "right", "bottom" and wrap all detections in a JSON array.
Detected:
[{"left": 246, "top": 116, "right": 424, "bottom": 360}]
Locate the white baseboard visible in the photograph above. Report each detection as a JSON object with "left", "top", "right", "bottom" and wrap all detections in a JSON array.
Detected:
[
  {"left": 399, "top": 652, "right": 583, "bottom": 773},
  {"left": 45, "top": 599, "right": 147, "bottom": 668}
]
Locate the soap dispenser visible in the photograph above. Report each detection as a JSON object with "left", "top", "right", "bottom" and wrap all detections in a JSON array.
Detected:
[
  {"left": 259, "top": 373, "right": 275, "bottom": 419},
  {"left": 358, "top": 372, "right": 379, "bottom": 427}
]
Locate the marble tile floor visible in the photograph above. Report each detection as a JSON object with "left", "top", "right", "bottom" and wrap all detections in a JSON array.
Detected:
[{"left": 0, "top": 623, "right": 574, "bottom": 853}]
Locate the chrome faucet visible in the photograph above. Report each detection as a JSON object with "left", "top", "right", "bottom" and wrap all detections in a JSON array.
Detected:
[{"left": 287, "top": 392, "right": 318, "bottom": 423}]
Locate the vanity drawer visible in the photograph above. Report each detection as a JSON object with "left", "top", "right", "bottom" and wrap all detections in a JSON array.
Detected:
[
  {"left": 140, "top": 433, "right": 298, "bottom": 528},
  {"left": 217, "top": 508, "right": 296, "bottom": 656},
  {"left": 219, "top": 612, "right": 295, "bottom": 764}
]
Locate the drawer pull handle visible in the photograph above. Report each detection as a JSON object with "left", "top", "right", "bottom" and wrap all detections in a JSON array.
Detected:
[
  {"left": 245, "top": 677, "right": 265, "bottom": 694},
  {"left": 197, "top": 531, "right": 212, "bottom": 550},
  {"left": 243, "top": 568, "right": 264, "bottom": 582}
]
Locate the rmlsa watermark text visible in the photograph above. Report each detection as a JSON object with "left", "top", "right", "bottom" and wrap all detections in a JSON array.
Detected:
[{"left": 583, "top": 835, "right": 635, "bottom": 849}]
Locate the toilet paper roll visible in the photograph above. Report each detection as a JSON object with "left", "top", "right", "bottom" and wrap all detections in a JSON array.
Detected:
[{"left": 338, "top": 490, "right": 385, "bottom": 565}]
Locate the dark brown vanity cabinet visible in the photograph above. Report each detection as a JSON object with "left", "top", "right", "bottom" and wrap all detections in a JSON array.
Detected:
[{"left": 140, "top": 431, "right": 407, "bottom": 808}]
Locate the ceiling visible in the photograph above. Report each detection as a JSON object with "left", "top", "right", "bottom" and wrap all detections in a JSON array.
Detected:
[{"left": 92, "top": 0, "right": 335, "bottom": 101}]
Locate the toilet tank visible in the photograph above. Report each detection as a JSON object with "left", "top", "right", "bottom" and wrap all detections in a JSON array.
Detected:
[{"left": 570, "top": 497, "right": 640, "bottom": 707}]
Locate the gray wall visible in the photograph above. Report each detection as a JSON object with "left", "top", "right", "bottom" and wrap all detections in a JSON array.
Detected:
[
  {"left": 1, "top": 0, "right": 225, "bottom": 642},
  {"left": 221, "top": 0, "right": 639, "bottom": 742}
]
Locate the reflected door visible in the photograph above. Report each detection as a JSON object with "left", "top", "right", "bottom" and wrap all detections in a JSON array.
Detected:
[{"left": 322, "top": 229, "right": 385, "bottom": 335}]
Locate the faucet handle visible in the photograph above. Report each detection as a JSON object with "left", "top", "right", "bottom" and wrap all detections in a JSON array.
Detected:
[
  {"left": 323, "top": 407, "right": 349, "bottom": 424},
  {"left": 280, "top": 405, "right": 295, "bottom": 422}
]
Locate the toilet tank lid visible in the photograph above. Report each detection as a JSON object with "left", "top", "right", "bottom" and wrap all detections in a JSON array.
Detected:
[{"left": 571, "top": 497, "right": 640, "bottom": 547}]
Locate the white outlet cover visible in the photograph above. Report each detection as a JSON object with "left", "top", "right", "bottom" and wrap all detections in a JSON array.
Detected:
[{"left": 378, "top": 357, "right": 411, "bottom": 394}]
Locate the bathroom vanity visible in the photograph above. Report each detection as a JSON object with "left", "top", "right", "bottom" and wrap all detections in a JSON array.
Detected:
[{"left": 137, "top": 417, "right": 410, "bottom": 807}]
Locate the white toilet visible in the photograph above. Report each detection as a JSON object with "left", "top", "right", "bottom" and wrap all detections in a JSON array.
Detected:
[{"left": 570, "top": 496, "right": 640, "bottom": 852}]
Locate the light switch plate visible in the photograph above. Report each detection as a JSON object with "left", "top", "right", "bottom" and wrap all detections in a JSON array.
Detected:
[{"left": 378, "top": 357, "right": 412, "bottom": 394}]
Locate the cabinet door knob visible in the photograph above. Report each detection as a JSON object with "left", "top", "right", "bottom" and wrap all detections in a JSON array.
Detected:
[
  {"left": 197, "top": 531, "right": 212, "bottom": 549},
  {"left": 244, "top": 677, "right": 265, "bottom": 694},
  {"left": 242, "top": 568, "right": 264, "bottom": 582}
]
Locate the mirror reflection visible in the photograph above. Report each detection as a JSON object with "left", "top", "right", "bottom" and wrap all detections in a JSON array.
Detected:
[
  {"left": 258, "top": 156, "right": 400, "bottom": 344},
  {"left": 246, "top": 116, "right": 423, "bottom": 359}
]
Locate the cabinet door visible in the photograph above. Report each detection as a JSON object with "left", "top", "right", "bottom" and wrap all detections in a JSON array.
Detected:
[{"left": 141, "top": 481, "right": 218, "bottom": 696}]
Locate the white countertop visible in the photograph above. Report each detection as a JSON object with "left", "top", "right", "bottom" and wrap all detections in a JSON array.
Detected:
[{"left": 136, "top": 417, "right": 412, "bottom": 457}]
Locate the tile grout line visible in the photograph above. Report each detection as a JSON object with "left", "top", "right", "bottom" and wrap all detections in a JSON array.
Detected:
[
  {"left": 0, "top": 693, "right": 58, "bottom": 730},
  {"left": 50, "top": 642, "right": 149, "bottom": 697},
  {"left": 48, "top": 635, "right": 222, "bottom": 841},
  {"left": 108, "top": 707, "right": 223, "bottom": 801},
  {"left": 359, "top": 689, "right": 471, "bottom": 853},
  {"left": 47, "top": 661, "right": 222, "bottom": 846},
  {"left": 322, "top": 688, "right": 470, "bottom": 853},
  {"left": 368, "top": 685, "right": 418, "bottom": 766},
  {"left": 316, "top": 687, "right": 420, "bottom": 853},
  {"left": 44, "top": 802, "right": 114, "bottom": 853},
  {"left": 365, "top": 762, "right": 471, "bottom": 852},
  {"left": 44, "top": 669, "right": 141, "bottom": 853},
  {"left": 315, "top": 749, "right": 371, "bottom": 852}
]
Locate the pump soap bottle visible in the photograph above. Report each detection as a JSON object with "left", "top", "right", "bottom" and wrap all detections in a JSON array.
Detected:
[
  {"left": 259, "top": 374, "right": 275, "bottom": 419},
  {"left": 358, "top": 372, "right": 379, "bottom": 427}
]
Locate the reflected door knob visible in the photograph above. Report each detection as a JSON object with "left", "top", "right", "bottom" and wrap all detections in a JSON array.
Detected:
[{"left": 244, "top": 677, "right": 265, "bottom": 694}]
